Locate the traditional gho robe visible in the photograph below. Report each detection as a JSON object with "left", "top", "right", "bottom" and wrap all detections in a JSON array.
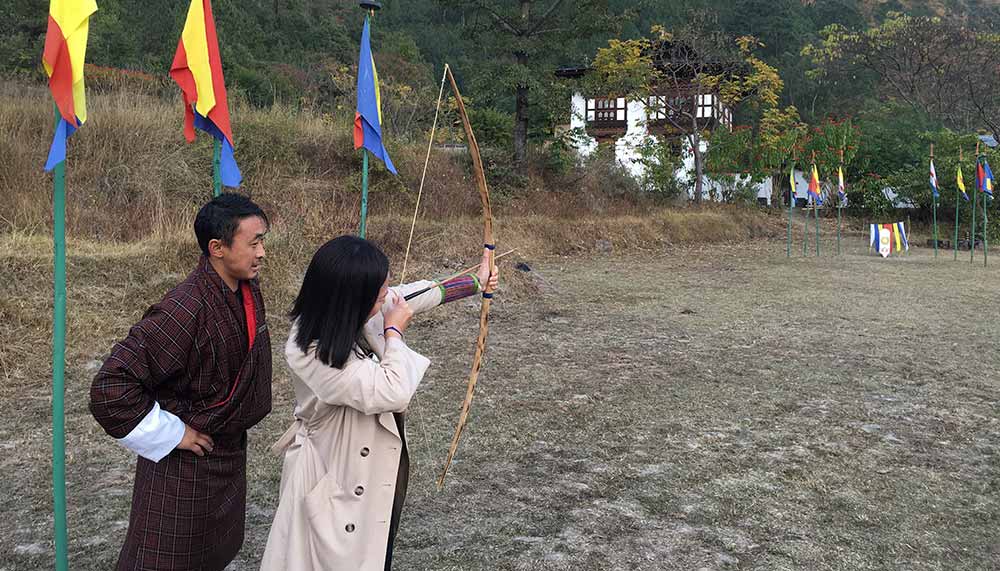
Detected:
[
  {"left": 91, "top": 257, "right": 272, "bottom": 571},
  {"left": 260, "top": 274, "right": 481, "bottom": 571}
]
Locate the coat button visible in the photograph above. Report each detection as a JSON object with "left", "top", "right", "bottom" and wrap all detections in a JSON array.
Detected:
[
  {"left": 354, "top": 486, "right": 365, "bottom": 496},
  {"left": 345, "top": 523, "right": 356, "bottom": 533},
  {"left": 360, "top": 447, "right": 370, "bottom": 457}
]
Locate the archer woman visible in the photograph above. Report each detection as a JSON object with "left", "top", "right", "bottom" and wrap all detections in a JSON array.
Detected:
[{"left": 260, "top": 235, "right": 498, "bottom": 571}]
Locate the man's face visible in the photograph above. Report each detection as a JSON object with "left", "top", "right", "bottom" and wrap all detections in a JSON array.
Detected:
[{"left": 213, "top": 216, "right": 267, "bottom": 285}]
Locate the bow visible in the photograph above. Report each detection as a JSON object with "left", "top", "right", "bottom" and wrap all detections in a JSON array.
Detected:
[
  {"left": 436, "top": 65, "right": 495, "bottom": 489},
  {"left": 397, "top": 64, "right": 496, "bottom": 490}
]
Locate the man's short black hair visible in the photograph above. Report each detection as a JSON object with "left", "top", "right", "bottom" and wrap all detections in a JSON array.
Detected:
[{"left": 194, "top": 193, "right": 269, "bottom": 256}]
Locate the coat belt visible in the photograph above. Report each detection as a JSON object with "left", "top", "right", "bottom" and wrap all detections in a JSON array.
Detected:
[{"left": 271, "top": 418, "right": 303, "bottom": 456}]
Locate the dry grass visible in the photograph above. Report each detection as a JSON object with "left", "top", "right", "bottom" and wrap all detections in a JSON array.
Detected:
[{"left": 1, "top": 233, "right": 998, "bottom": 570}]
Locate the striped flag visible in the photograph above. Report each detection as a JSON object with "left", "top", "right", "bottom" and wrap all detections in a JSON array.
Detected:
[
  {"left": 980, "top": 159, "right": 995, "bottom": 198},
  {"left": 789, "top": 166, "right": 796, "bottom": 205},
  {"left": 929, "top": 160, "right": 939, "bottom": 199},
  {"left": 354, "top": 17, "right": 396, "bottom": 174},
  {"left": 838, "top": 165, "right": 847, "bottom": 206},
  {"left": 808, "top": 163, "right": 822, "bottom": 205},
  {"left": 957, "top": 164, "right": 969, "bottom": 201},
  {"left": 170, "top": 0, "right": 241, "bottom": 187},
  {"left": 43, "top": 0, "right": 98, "bottom": 171}
]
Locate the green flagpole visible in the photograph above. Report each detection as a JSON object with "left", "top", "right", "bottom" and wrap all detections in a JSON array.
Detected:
[
  {"left": 803, "top": 200, "right": 809, "bottom": 256},
  {"left": 815, "top": 197, "right": 820, "bottom": 256},
  {"left": 931, "top": 145, "right": 938, "bottom": 258},
  {"left": 984, "top": 190, "right": 989, "bottom": 267},
  {"left": 357, "top": 7, "right": 378, "bottom": 239},
  {"left": 837, "top": 205, "right": 842, "bottom": 255},
  {"left": 787, "top": 162, "right": 794, "bottom": 257},
  {"left": 955, "top": 149, "right": 963, "bottom": 261},
  {"left": 360, "top": 149, "right": 370, "bottom": 238},
  {"left": 51, "top": 105, "right": 69, "bottom": 571},
  {"left": 933, "top": 199, "right": 938, "bottom": 257},
  {"left": 212, "top": 139, "right": 222, "bottom": 197},
  {"left": 813, "top": 156, "right": 820, "bottom": 257},
  {"left": 837, "top": 151, "right": 844, "bottom": 256},
  {"left": 972, "top": 142, "right": 980, "bottom": 263}
]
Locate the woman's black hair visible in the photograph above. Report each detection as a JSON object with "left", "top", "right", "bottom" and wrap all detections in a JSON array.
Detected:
[{"left": 290, "top": 235, "right": 389, "bottom": 368}]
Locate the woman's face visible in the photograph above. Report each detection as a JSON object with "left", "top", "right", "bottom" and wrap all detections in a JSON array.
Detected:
[{"left": 367, "top": 275, "right": 390, "bottom": 319}]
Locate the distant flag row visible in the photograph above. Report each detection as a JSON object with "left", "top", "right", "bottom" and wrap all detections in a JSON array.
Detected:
[
  {"left": 788, "top": 157, "right": 993, "bottom": 208},
  {"left": 869, "top": 222, "right": 909, "bottom": 257},
  {"left": 790, "top": 162, "right": 847, "bottom": 207}
]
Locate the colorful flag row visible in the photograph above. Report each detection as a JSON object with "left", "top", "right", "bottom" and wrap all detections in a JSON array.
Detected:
[{"left": 43, "top": 0, "right": 243, "bottom": 188}]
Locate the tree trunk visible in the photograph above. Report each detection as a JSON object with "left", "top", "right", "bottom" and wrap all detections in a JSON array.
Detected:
[
  {"left": 513, "top": 52, "right": 529, "bottom": 168},
  {"left": 771, "top": 171, "right": 784, "bottom": 207},
  {"left": 512, "top": 0, "right": 531, "bottom": 171}
]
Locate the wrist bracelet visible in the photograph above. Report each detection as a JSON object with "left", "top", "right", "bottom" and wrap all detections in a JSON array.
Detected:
[{"left": 384, "top": 326, "right": 403, "bottom": 339}]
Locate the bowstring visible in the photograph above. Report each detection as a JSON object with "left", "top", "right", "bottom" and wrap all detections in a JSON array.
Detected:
[{"left": 402, "top": 64, "right": 449, "bottom": 483}]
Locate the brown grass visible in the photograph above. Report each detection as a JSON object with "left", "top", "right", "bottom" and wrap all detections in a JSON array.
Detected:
[
  {"left": 2, "top": 236, "right": 998, "bottom": 570},
  {"left": 0, "top": 81, "right": 788, "bottom": 250}
]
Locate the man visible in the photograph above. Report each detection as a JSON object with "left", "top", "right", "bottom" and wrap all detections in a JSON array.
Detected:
[{"left": 91, "top": 193, "right": 272, "bottom": 570}]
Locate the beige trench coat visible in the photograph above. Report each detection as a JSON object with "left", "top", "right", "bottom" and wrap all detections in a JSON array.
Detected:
[{"left": 260, "top": 281, "right": 441, "bottom": 571}]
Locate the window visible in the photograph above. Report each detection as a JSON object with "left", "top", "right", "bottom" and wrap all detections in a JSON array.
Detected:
[
  {"left": 586, "top": 97, "right": 626, "bottom": 123},
  {"left": 696, "top": 94, "right": 715, "bottom": 119},
  {"left": 647, "top": 94, "right": 691, "bottom": 121}
]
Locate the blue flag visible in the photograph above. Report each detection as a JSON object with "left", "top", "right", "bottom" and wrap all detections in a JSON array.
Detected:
[{"left": 353, "top": 17, "right": 396, "bottom": 174}]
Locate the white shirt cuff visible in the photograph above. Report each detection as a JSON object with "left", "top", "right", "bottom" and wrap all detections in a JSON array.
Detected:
[{"left": 116, "top": 402, "right": 185, "bottom": 462}]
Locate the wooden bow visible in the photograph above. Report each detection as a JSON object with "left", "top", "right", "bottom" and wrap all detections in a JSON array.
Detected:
[{"left": 436, "top": 65, "right": 495, "bottom": 489}]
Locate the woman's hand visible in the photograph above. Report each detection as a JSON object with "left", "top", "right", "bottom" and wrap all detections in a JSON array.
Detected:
[
  {"left": 383, "top": 297, "right": 414, "bottom": 335},
  {"left": 476, "top": 247, "right": 500, "bottom": 293}
]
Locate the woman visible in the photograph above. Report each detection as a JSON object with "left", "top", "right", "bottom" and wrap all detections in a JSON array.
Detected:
[{"left": 261, "top": 236, "right": 498, "bottom": 571}]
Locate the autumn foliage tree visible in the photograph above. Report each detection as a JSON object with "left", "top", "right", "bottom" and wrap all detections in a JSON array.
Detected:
[{"left": 586, "top": 15, "right": 784, "bottom": 202}]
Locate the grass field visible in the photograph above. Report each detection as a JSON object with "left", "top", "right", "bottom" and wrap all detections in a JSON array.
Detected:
[{"left": 2, "top": 234, "right": 998, "bottom": 570}]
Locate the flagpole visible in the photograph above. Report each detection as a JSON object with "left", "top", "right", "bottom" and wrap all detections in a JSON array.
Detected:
[
  {"left": 803, "top": 198, "right": 809, "bottom": 256},
  {"left": 838, "top": 150, "right": 843, "bottom": 256},
  {"left": 931, "top": 144, "right": 938, "bottom": 258},
  {"left": 357, "top": 4, "right": 380, "bottom": 239},
  {"left": 50, "top": 105, "right": 69, "bottom": 571},
  {"left": 212, "top": 139, "right": 222, "bottom": 197},
  {"left": 815, "top": 196, "right": 820, "bottom": 257},
  {"left": 972, "top": 141, "right": 980, "bottom": 264},
  {"left": 787, "top": 159, "right": 794, "bottom": 257},
  {"left": 983, "top": 171, "right": 989, "bottom": 268},
  {"left": 955, "top": 148, "right": 962, "bottom": 261},
  {"left": 360, "top": 149, "right": 370, "bottom": 238},
  {"left": 813, "top": 153, "right": 820, "bottom": 257}
]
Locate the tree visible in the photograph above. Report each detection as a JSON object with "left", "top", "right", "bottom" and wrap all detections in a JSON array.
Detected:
[
  {"left": 443, "top": 0, "right": 617, "bottom": 170},
  {"left": 587, "top": 16, "right": 784, "bottom": 202},
  {"left": 706, "top": 106, "right": 807, "bottom": 206},
  {"left": 803, "top": 13, "right": 1000, "bottom": 142}
]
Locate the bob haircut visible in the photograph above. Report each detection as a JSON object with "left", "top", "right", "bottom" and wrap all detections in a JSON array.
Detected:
[{"left": 290, "top": 235, "right": 390, "bottom": 369}]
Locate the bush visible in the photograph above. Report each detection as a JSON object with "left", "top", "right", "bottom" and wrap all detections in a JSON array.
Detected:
[
  {"left": 468, "top": 107, "right": 514, "bottom": 150},
  {"left": 851, "top": 175, "right": 895, "bottom": 220},
  {"left": 636, "top": 139, "right": 686, "bottom": 198}
]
